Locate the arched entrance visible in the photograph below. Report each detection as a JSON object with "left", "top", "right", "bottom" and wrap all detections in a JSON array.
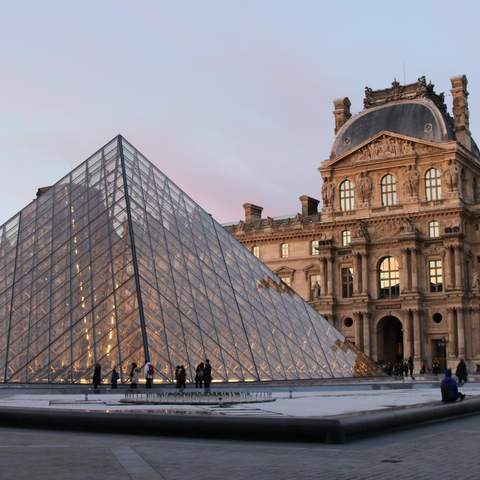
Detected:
[{"left": 377, "top": 316, "right": 403, "bottom": 364}]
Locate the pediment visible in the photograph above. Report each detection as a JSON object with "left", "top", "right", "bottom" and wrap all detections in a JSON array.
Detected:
[{"left": 324, "top": 131, "right": 448, "bottom": 169}]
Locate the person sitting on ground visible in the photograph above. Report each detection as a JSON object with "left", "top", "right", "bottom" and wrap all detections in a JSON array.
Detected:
[
  {"left": 441, "top": 369, "right": 465, "bottom": 402},
  {"left": 456, "top": 358, "right": 468, "bottom": 386}
]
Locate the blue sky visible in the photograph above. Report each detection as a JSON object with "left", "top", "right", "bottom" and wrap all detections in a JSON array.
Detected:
[{"left": 1, "top": 1, "right": 479, "bottom": 224}]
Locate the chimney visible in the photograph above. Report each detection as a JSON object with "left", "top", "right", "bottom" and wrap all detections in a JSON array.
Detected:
[
  {"left": 299, "top": 195, "right": 319, "bottom": 216},
  {"left": 243, "top": 203, "right": 263, "bottom": 223},
  {"left": 450, "top": 75, "right": 471, "bottom": 150},
  {"left": 333, "top": 97, "right": 351, "bottom": 134}
]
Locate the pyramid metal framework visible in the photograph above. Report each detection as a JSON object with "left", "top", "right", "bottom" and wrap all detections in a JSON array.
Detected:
[{"left": 0, "top": 136, "right": 377, "bottom": 383}]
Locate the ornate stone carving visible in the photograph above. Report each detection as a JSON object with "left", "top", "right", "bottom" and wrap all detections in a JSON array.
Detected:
[
  {"left": 356, "top": 172, "right": 373, "bottom": 206},
  {"left": 312, "top": 281, "right": 321, "bottom": 300},
  {"left": 353, "top": 220, "right": 370, "bottom": 241},
  {"left": 473, "top": 271, "right": 480, "bottom": 291},
  {"left": 400, "top": 216, "right": 416, "bottom": 234},
  {"left": 444, "top": 159, "right": 460, "bottom": 191},
  {"left": 355, "top": 135, "right": 415, "bottom": 162},
  {"left": 321, "top": 178, "right": 335, "bottom": 207},
  {"left": 404, "top": 165, "right": 419, "bottom": 196}
]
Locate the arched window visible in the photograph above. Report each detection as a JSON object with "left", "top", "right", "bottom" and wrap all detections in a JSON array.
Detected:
[
  {"left": 378, "top": 256, "right": 400, "bottom": 298},
  {"left": 428, "top": 220, "right": 440, "bottom": 238},
  {"left": 425, "top": 168, "right": 442, "bottom": 201},
  {"left": 381, "top": 174, "right": 397, "bottom": 206},
  {"left": 339, "top": 179, "right": 355, "bottom": 211}
]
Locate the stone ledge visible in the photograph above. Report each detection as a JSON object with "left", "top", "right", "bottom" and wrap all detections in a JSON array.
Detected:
[{"left": 0, "top": 397, "right": 480, "bottom": 444}]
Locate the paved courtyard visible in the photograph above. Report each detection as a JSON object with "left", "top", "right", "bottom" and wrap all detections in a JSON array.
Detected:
[{"left": 0, "top": 414, "right": 479, "bottom": 480}]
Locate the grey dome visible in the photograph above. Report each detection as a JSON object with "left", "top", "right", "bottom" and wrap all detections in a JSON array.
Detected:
[{"left": 332, "top": 99, "right": 454, "bottom": 158}]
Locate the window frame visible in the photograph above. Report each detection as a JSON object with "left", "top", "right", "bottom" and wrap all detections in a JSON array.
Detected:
[
  {"left": 252, "top": 245, "right": 260, "bottom": 258},
  {"left": 339, "top": 179, "right": 355, "bottom": 212},
  {"left": 425, "top": 168, "right": 442, "bottom": 201},
  {"left": 378, "top": 256, "right": 400, "bottom": 298},
  {"left": 428, "top": 220, "right": 440, "bottom": 239},
  {"left": 310, "top": 240, "right": 320, "bottom": 256},
  {"left": 428, "top": 258, "right": 443, "bottom": 293},
  {"left": 341, "top": 266, "right": 354, "bottom": 298},
  {"left": 280, "top": 243, "right": 289, "bottom": 258},
  {"left": 381, "top": 173, "right": 398, "bottom": 207},
  {"left": 341, "top": 230, "right": 351, "bottom": 246}
]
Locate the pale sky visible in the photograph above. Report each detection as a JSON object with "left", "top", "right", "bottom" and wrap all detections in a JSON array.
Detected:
[{"left": 1, "top": 1, "right": 479, "bottom": 224}]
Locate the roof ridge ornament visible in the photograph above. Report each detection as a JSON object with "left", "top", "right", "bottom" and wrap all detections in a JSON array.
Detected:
[{"left": 363, "top": 76, "right": 447, "bottom": 114}]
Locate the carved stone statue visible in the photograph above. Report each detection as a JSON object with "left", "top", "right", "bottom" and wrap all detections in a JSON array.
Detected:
[
  {"left": 357, "top": 172, "right": 373, "bottom": 205},
  {"left": 444, "top": 160, "right": 460, "bottom": 191},
  {"left": 322, "top": 178, "right": 335, "bottom": 207},
  {"left": 312, "top": 281, "right": 321, "bottom": 300},
  {"left": 353, "top": 220, "right": 369, "bottom": 240},
  {"left": 400, "top": 217, "right": 415, "bottom": 233},
  {"left": 404, "top": 165, "right": 420, "bottom": 196},
  {"left": 473, "top": 271, "right": 480, "bottom": 290}
]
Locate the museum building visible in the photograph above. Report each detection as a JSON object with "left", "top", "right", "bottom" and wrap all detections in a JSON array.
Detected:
[{"left": 227, "top": 75, "right": 480, "bottom": 371}]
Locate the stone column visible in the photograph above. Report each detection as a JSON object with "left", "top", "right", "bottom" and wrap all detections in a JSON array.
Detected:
[
  {"left": 445, "top": 247, "right": 453, "bottom": 290},
  {"left": 403, "top": 313, "right": 412, "bottom": 359},
  {"left": 412, "top": 309, "right": 422, "bottom": 361},
  {"left": 457, "top": 307, "right": 465, "bottom": 357},
  {"left": 411, "top": 248, "right": 418, "bottom": 292},
  {"left": 319, "top": 257, "right": 326, "bottom": 296},
  {"left": 361, "top": 253, "right": 369, "bottom": 295},
  {"left": 353, "top": 253, "right": 361, "bottom": 295},
  {"left": 362, "top": 312, "right": 371, "bottom": 357},
  {"left": 447, "top": 307, "right": 457, "bottom": 359},
  {"left": 327, "top": 257, "right": 333, "bottom": 296},
  {"left": 401, "top": 248, "right": 410, "bottom": 292},
  {"left": 454, "top": 246, "right": 463, "bottom": 289},
  {"left": 353, "top": 311, "right": 363, "bottom": 351}
]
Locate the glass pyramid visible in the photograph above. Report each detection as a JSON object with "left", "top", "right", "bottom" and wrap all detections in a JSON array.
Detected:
[{"left": 0, "top": 136, "right": 377, "bottom": 383}]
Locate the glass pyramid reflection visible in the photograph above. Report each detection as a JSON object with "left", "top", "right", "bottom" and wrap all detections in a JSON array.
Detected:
[{"left": 0, "top": 136, "right": 377, "bottom": 383}]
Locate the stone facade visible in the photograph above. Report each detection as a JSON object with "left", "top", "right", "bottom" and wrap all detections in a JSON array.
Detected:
[{"left": 226, "top": 75, "right": 480, "bottom": 372}]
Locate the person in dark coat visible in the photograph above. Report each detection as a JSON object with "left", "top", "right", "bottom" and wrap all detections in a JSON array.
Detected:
[
  {"left": 203, "top": 359, "right": 212, "bottom": 392},
  {"left": 441, "top": 369, "right": 465, "bottom": 402},
  {"left": 92, "top": 363, "right": 101, "bottom": 391},
  {"left": 195, "top": 362, "right": 204, "bottom": 389},
  {"left": 432, "top": 360, "right": 440, "bottom": 376},
  {"left": 111, "top": 367, "right": 120, "bottom": 389},
  {"left": 178, "top": 365, "right": 186, "bottom": 391},
  {"left": 175, "top": 365, "right": 181, "bottom": 389},
  {"left": 456, "top": 358, "right": 468, "bottom": 386},
  {"left": 407, "top": 356, "right": 415, "bottom": 379}
]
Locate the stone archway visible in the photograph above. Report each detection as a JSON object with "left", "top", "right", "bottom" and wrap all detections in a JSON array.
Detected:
[{"left": 377, "top": 316, "right": 403, "bottom": 364}]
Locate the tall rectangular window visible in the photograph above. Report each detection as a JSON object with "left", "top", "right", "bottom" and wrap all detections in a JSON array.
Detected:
[
  {"left": 281, "top": 243, "right": 289, "bottom": 258},
  {"left": 341, "top": 267, "right": 354, "bottom": 298},
  {"left": 429, "top": 259, "right": 443, "bottom": 292},
  {"left": 252, "top": 246, "right": 260, "bottom": 258},
  {"left": 311, "top": 240, "right": 319, "bottom": 256},
  {"left": 341, "top": 230, "right": 351, "bottom": 246}
]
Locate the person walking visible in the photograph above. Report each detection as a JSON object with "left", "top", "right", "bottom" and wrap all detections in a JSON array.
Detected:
[
  {"left": 441, "top": 369, "right": 465, "bottom": 402},
  {"left": 456, "top": 358, "right": 468, "bottom": 386},
  {"left": 175, "top": 365, "right": 181, "bottom": 389},
  {"left": 92, "top": 363, "right": 101, "bottom": 392},
  {"left": 144, "top": 360, "right": 154, "bottom": 389},
  {"left": 407, "top": 356, "right": 415, "bottom": 379},
  {"left": 178, "top": 365, "right": 186, "bottom": 391},
  {"left": 203, "top": 359, "right": 212, "bottom": 392},
  {"left": 195, "top": 362, "right": 204, "bottom": 389},
  {"left": 129, "top": 362, "right": 140, "bottom": 390},
  {"left": 110, "top": 367, "right": 120, "bottom": 389}
]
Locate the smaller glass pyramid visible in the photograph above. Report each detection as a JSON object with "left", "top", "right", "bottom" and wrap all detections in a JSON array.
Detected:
[{"left": 0, "top": 136, "right": 377, "bottom": 383}]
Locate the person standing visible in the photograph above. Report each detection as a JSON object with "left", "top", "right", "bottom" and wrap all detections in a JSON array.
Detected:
[
  {"left": 195, "top": 362, "right": 204, "bottom": 389},
  {"left": 456, "top": 358, "right": 468, "bottom": 386},
  {"left": 92, "top": 363, "right": 101, "bottom": 392},
  {"left": 407, "top": 356, "right": 415, "bottom": 379},
  {"left": 203, "top": 359, "right": 212, "bottom": 392},
  {"left": 129, "top": 362, "right": 140, "bottom": 390},
  {"left": 178, "top": 365, "right": 186, "bottom": 391},
  {"left": 111, "top": 367, "right": 120, "bottom": 389},
  {"left": 144, "top": 360, "right": 154, "bottom": 389}
]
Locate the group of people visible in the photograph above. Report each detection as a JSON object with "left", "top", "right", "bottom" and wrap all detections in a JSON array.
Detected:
[
  {"left": 91, "top": 359, "right": 213, "bottom": 390},
  {"left": 382, "top": 356, "right": 415, "bottom": 379}
]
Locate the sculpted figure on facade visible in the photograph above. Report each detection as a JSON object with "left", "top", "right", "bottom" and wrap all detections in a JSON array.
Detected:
[
  {"left": 357, "top": 172, "right": 373, "bottom": 205},
  {"left": 356, "top": 136, "right": 415, "bottom": 161},
  {"left": 404, "top": 165, "right": 419, "bottom": 196},
  {"left": 444, "top": 160, "right": 460, "bottom": 191},
  {"left": 400, "top": 216, "right": 415, "bottom": 233},
  {"left": 321, "top": 177, "right": 335, "bottom": 207},
  {"left": 472, "top": 271, "right": 480, "bottom": 290},
  {"left": 353, "top": 220, "right": 369, "bottom": 241},
  {"left": 312, "top": 281, "right": 321, "bottom": 300}
]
